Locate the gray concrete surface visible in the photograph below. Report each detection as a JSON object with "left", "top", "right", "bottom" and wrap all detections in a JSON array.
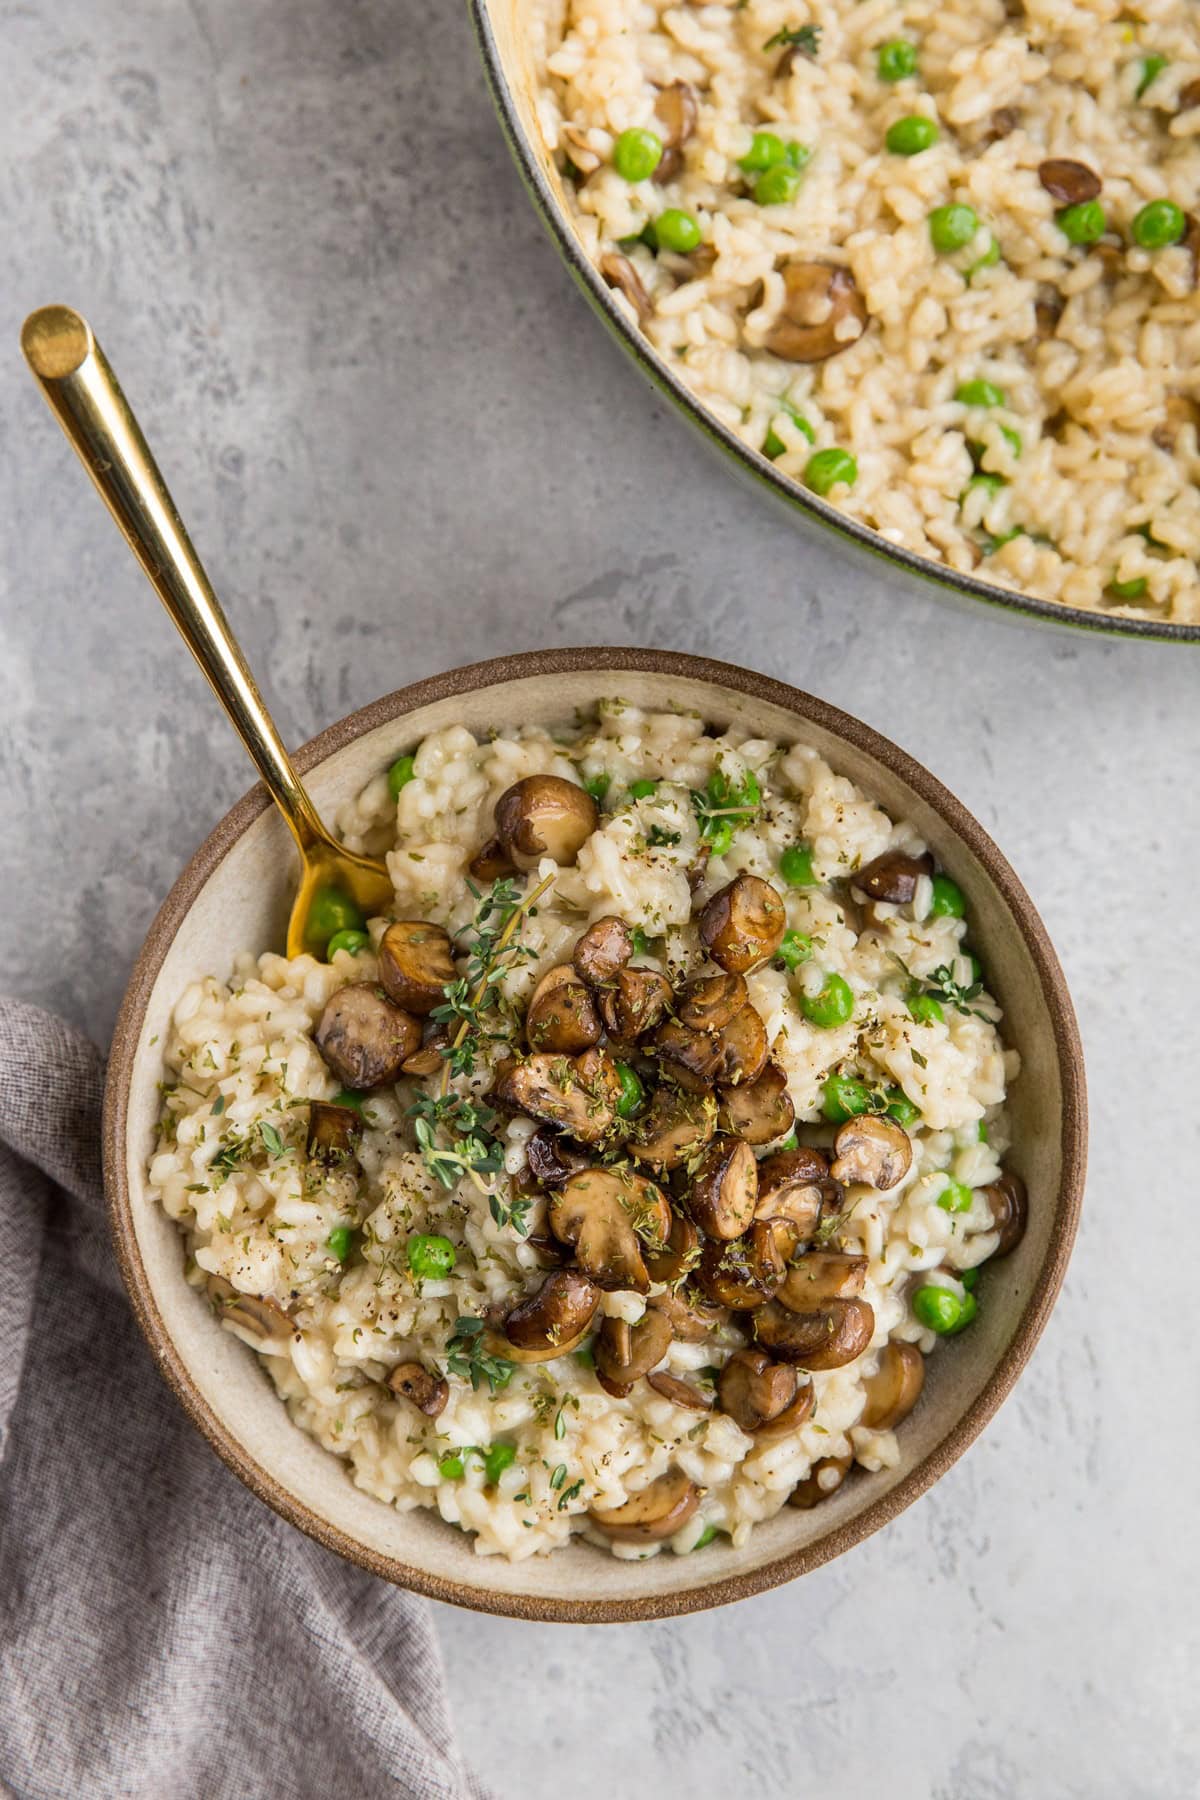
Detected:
[{"left": 2, "top": 1, "right": 1198, "bottom": 1794}]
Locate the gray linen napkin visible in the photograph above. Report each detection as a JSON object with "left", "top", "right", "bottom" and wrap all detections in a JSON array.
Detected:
[{"left": 0, "top": 998, "right": 489, "bottom": 1800}]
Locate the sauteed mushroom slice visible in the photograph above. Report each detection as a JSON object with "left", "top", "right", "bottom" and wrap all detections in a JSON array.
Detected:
[
  {"left": 494, "top": 1049, "right": 621, "bottom": 1143},
  {"left": 594, "top": 1305, "right": 673, "bottom": 1385},
  {"left": 859, "top": 1341, "right": 925, "bottom": 1430},
  {"left": 548, "top": 1168, "right": 671, "bottom": 1293},
  {"left": 468, "top": 836, "right": 515, "bottom": 884},
  {"left": 653, "top": 79, "right": 699, "bottom": 182},
  {"left": 206, "top": 1275, "right": 292, "bottom": 1346},
  {"left": 600, "top": 252, "right": 653, "bottom": 326},
  {"left": 387, "top": 1361, "right": 449, "bottom": 1417},
  {"left": 831, "top": 1115, "right": 912, "bottom": 1190},
  {"left": 495, "top": 1268, "right": 600, "bottom": 1357},
  {"left": 753, "top": 1147, "right": 832, "bottom": 1240},
  {"left": 655, "top": 1017, "right": 725, "bottom": 1092},
  {"left": 377, "top": 920, "right": 456, "bottom": 1016},
  {"left": 763, "top": 262, "right": 868, "bottom": 364},
  {"left": 643, "top": 1210, "right": 701, "bottom": 1285},
  {"left": 494, "top": 775, "right": 598, "bottom": 870},
  {"left": 980, "top": 1169, "right": 1028, "bottom": 1256},
  {"left": 315, "top": 985, "right": 422, "bottom": 1089},
  {"left": 853, "top": 849, "right": 933, "bottom": 904},
  {"left": 650, "top": 1285, "right": 727, "bottom": 1343},
  {"left": 631, "top": 1087, "right": 718, "bottom": 1170},
  {"left": 788, "top": 1453, "right": 853, "bottom": 1510},
  {"left": 686, "top": 1135, "right": 758, "bottom": 1240},
  {"left": 778, "top": 1250, "right": 868, "bottom": 1309},
  {"left": 677, "top": 972, "right": 748, "bottom": 1033},
  {"left": 526, "top": 964, "right": 603, "bottom": 1054},
  {"left": 573, "top": 915, "right": 633, "bottom": 987},
  {"left": 752, "top": 1296, "right": 875, "bottom": 1370},
  {"left": 694, "top": 1221, "right": 784, "bottom": 1308},
  {"left": 589, "top": 1468, "right": 700, "bottom": 1542},
  {"left": 306, "top": 1100, "right": 363, "bottom": 1168},
  {"left": 1038, "top": 158, "right": 1101, "bottom": 205},
  {"left": 401, "top": 1021, "right": 451, "bottom": 1077},
  {"left": 525, "top": 1126, "right": 591, "bottom": 1190},
  {"left": 717, "top": 1348, "right": 796, "bottom": 1432},
  {"left": 719, "top": 1060, "right": 795, "bottom": 1145},
  {"left": 1153, "top": 392, "right": 1200, "bottom": 452},
  {"left": 647, "top": 1371, "right": 713, "bottom": 1412},
  {"left": 598, "top": 967, "right": 672, "bottom": 1041},
  {"left": 560, "top": 120, "right": 602, "bottom": 176},
  {"left": 699, "top": 875, "right": 786, "bottom": 973},
  {"left": 714, "top": 1003, "right": 769, "bottom": 1087},
  {"left": 754, "top": 1377, "right": 816, "bottom": 1439}
]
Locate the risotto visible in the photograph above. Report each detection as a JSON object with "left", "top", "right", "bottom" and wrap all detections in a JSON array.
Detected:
[
  {"left": 531, "top": 0, "right": 1200, "bottom": 623},
  {"left": 149, "top": 702, "right": 1026, "bottom": 1562}
]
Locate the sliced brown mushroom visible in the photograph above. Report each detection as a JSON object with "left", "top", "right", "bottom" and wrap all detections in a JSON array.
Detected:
[
  {"left": 752, "top": 1296, "right": 875, "bottom": 1370},
  {"left": 647, "top": 1370, "right": 713, "bottom": 1412},
  {"left": 315, "top": 985, "right": 422, "bottom": 1090},
  {"left": 653, "top": 79, "right": 699, "bottom": 183},
  {"left": 699, "top": 875, "right": 786, "bottom": 973},
  {"left": 600, "top": 251, "right": 653, "bottom": 326},
  {"left": 643, "top": 1210, "right": 701, "bottom": 1285},
  {"left": 716, "top": 1348, "right": 797, "bottom": 1432},
  {"left": 1153, "top": 392, "right": 1200, "bottom": 452},
  {"left": 573, "top": 915, "right": 633, "bottom": 987},
  {"left": 589, "top": 1467, "right": 700, "bottom": 1542},
  {"left": 853, "top": 848, "right": 933, "bottom": 904},
  {"left": 494, "top": 775, "right": 598, "bottom": 870},
  {"left": 980, "top": 1168, "right": 1028, "bottom": 1256},
  {"left": 525, "top": 964, "right": 603, "bottom": 1055},
  {"left": 548, "top": 1168, "right": 671, "bottom": 1293},
  {"left": 859, "top": 1341, "right": 925, "bottom": 1431},
  {"left": 753, "top": 1147, "right": 833, "bottom": 1239},
  {"left": 763, "top": 262, "right": 868, "bottom": 364},
  {"left": 713, "top": 1003, "right": 769, "bottom": 1087},
  {"left": 495, "top": 1268, "right": 600, "bottom": 1357},
  {"left": 525, "top": 1126, "right": 591, "bottom": 1190},
  {"left": 754, "top": 1378, "right": 816, "bottom": 1440},
  {"left": 206, "top": 1275, "right": 292, "bottom": 1345},
  {"left": 980, "top": 105, "right": 1019, "bottom": 146},
  {"left": 377, "top": 921, "right": 456, "bottom": 1016},
  {"left": 401, "top": 1021, "right": 451, "bottom": 1078},
  {"left": 787, "top": 1453, "right": 853, "bottom": 1510},
  {"left": 685, "top": 1135, "right": 758, "bottom": 1240},
  {"left": 676, "top": 971, "right": 748, "bottom": 1032},
  {"left": 631, "top": 1086, "right": 718, "bottom": 1171},
  {"left": 654, "top": 1016, "right": 725, "bottom": 1092},
  {"left": 494, "top": 1049, "right": 621, "bottom": 1143},
  {"left": 598, "top": 967, "right": 673, "bottom": 1041},
  {"left": 1038, "top": 158, "right": 1101, "bottom": 206},
  {"left": 594, "top": 1305, "right": 673, "bottom": 1386},
  {"left": 694, "top": 1221, "right": 785, "bottom": 1308},
  {"left": 1033, "top": 289, "right": 1064, "bottom": 343},
  {"left": 387, "top": 1361, "right": 449, "bottom": 1417},
  {"left": 831, "top": 1115, "right": 912, "bottom": 1190},
  {"left": 468, "top": 836, "right": 515, "bottom": 884},
  {"left": 306, "top": 1100, "right": 363, "bottom": 1169},
  {"left": 719, "top": 1060, "right": 795, "bottom": 1145},
  {"left": 778, "top": 1250, "right": 868, "bottom": 1309},
  {"left": 649, "top": 1285, "right": 727, "bottom": 1343},
  {"left": 560, "top": 121, "right": 602, "bottom": 176}
]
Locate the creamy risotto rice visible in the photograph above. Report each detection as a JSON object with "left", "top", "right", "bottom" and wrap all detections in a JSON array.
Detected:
[{"left": 150, "top": 702, "right": 1026, "bottom": 1561}]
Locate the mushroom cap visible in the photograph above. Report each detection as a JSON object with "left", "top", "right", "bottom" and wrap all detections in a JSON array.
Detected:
[
  {"left": 654, "top": 1016, "right": 726, "bottom": 1092},
  {"left": 713, "top": 1002, "right": 769, "bottom": 1087},
  {"left": 716, "top": 1348, "right": 797, "bottom": 1432},
  {"left": 648, "top": 1286, "right": 727, "bottom": 1344},
  {"left": 206, "top": 1275, "right": 293, "bottom": 1347},
  {"left": 588, "top": 1468, "right": 700, "bottom": 1542},
  {"left": 593, "top": 1306, "right": 673, "bottom": 1384},
  {"left": 400, "top": 1022, "right": 451, "bottom": 1078},
  {"left": 698, "top": 875, "right": 786, "bottom": 973},
  {"left": 305, "top": 1100, "right": 363, "bottom": 1169},
  {"left": 752, "top": 1296, "right": 876, "bottom": 1370},
  {"left": 642, "top": 1209, "right": 701, "bottom": 1286},
  {"left": 859, "top": 1340, "right": 925, "bottom": 1431},
  {"left": 777, "top": 1250, "right": 868, "bottom": 1310},
  {"left": 753, "top": 1147, "right": 834, "bottom": 1238},
  {"left": 753, "top": 1377, "right": 816, "bottom": 1440},
  {"left": 676, "top": 971, "right": 749, "bottom": 1033},
  {"left": 980, "top": 1169, "right": 1028, "bottom": 1257},
  {"left": 572, "top": 915, "right": 633, "bottom": 987},
  {"left": 852, "top": 849, "right": 933, "bottom": 905},
  {"left": 525, "top": 1126, "right": 591, "bottom": 1190},
  {"left": 629, "top": 1086, "right": 718, "bottom": 1170},
  {"left": 494, "top": 776, "right": 598, "bottom": 869},
  {"left": 787, "top": 1453, "right": 853, "bottom": 1510},
  {"left": 387, "top": 1361, "right": 449, "bottom": 1417},
  {"left": 1037, "top": 157, "right": 1102, "bottom": 204},
  {"left": 647, "top": 1370, "right": 713, "bottom": 1412},
  {"left": 377, "top": 920, "right": 456, "bottom": 1016},
  {"left": 494, "top": 1049, "right": 621, "bottom": 1143},
  {"left": 525, "top": 964, "right": 603, "bottom": 1055},
  {"left": 315, "top": 984, "right": 422, "bottom": 1090},
  {"left": 686, "top": 1135, "right": 759, "bottom": 1240},
  {"left": 548, "top": 1167, "right": 671, "bottom": 1293},
  {"left": 719, "top": 1059, "right": 795, "bottom": 1145},
  {"left": 497, "top": 1268, "right": 600, "bottom": 1355},
  {"left": 694, "top": 1222, "right": 784, "bottom": 1309},
  {"left": 763, "top": 262, "right": 868, "bottom": 364},
  {"left": 600, "top": 252, "right": 652, "bottom": 326},
  {"left": 597, "top": 967, "right": 672, "bottom": 1041},
  {"left": 468, "top": 836, "right": 516, "bottom": 884},
  {"left": 830, "top": 1115, "right": 913, "bottom": 1191}
]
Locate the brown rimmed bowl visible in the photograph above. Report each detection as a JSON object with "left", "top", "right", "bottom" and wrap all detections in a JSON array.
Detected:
[
  {"left": 103, "top": 648, "right": 1087, "bottom": 1621},
  {"left": 468, "top": 0, "right": 1200, "bottom": 647}
]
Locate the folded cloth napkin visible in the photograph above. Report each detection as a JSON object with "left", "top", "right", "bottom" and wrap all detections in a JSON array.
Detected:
[{"left": 0, "top": 999, "right": 488, "bottom": 1800}]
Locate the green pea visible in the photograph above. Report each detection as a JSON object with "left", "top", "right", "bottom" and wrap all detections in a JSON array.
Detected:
[
  {"left": 999, "top": 425, "right": 1022, "bottom": 458},
  {"left": 1136, "top": 54, "right": 1167, "bottom": 98},
  {"left": 706, "top": 819, "right": 734, "bottom": 857},
  {"left": 955, "top": 380, "right": 1006, "bottom": 408},
  {"left": 332, "top": 1089, "right": 367, "bottom": 1114},
  {"left": 886, "top": 115, "right": 939, "bottom": 156},
  {"left": 693, "top": 1523, "right": 724, "bottom": 1549},
  {"left": 629, "top": 778, "right": 659, "bottom": 799},
  {"left": 763, "top": 402, "right": 815, "bottom": 460},
  {"left": 960, "top": 1265, "right": 980, "bottom": 1291},
  {"left": 739, "top": 130, "right": 788, "bottom": 172},
  {"left": 754, "top": 163, "right": 804, "bottom": 205},
  {"left": 482, "top": 1442, "right": 516, "bottom": 1485},
  {"left": 777, "top": 929, "right": 813, "bottom": 970},
  {"left": 775, "top": 1131, "right": 799, "bottom": 1152},
  {"left": 438, "top": 1452, "right": 465, "bottom": 1480},
  {"left": 975, "top": 1119, "right": 989, "bottom": 1143},
  {"left": 307, "top": 887, "right": 365, "bottom": 944},
  {"left": 785, "top": 141, "right": 812, "bottom": 170},
  {"left": 387, "top": 754, "right": 417, "bottom": 799},
  {"left": 1056, "top": 200, "right": 1106, "bottom": 245},
  {"left": 821, "top": 1073, "right": 875, "bottom": 1122},
  {"left": 583, "top": 772, "right": 611, "bottom": 803},
  {"left": 886, "top": 1092, "right": 922, "bottom": 1128},
  {"left": 407, "top": 1233, "right": 457, "bottom": 1281},
  {"left": 573, "top": 1343, "right": 595, "bottom": 1369},
  {"left": 805, "top": 448, "right": 858, "bottom": 495},
  {"left": 801, "top": 972, "right": 855, "bottom": 1029},
  {"left": 1108, "top": 575, "right": 1148, "bottom": 600},
  {"left": 614, "top": 127, "right": 663, "bottom": 182},
  {"left": 630, "top": 927, "right": 651, "bottom": 956},
  {"left": 907, "top": 991, "right": 944, "bottom": 1026},
  {"left": 1131, "top": 199, "right": 1186, "bottom": 249},
  {"left": 912, "top": 1285, "right": 965, "bottom": 1334},
  {"left": 929, "top": 874, "right": 966, "bottom": 918},
  {"left": 963, "top": 472, "right": 1007, "bottom": 504},
  {"left": 327, "top": 1226, "right": 353, "bottom": 1263},
  {"left": 948, "top": 1291, "right": 978, "bottom": 1333},
  {"left": 938, "top": 1179, "right": 973, "bottom": 1214},
  {"left": 966, "top": 235, "right": 1001, "bottom": 277},
  {"left": 779, "top": 843, "right": 817, "bottom": 887},
  {"left": 614, "top": 1060, "right": 646, "bottom": 1118},
  {"left": 326, "top": 929, "right": 370, "bottom": 959},
  {"left": 655, "top": 207, "right": 701, "bottom": 252},
  {"left": 877, "top": 39, "right": 918, "bottom": 83},
  {"left": 929, "top": 203, "right": 978, "bottom": 253}
]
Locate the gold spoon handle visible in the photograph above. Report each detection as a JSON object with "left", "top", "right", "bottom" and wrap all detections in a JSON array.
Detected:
[{"left": 20, "top": 305, "right": 324, "bottom": 854}]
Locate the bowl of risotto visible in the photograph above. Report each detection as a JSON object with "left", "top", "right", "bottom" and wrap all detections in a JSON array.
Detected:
[
  {"left": 104, "top": 649, "right": 1085, "bottom": 1619},
  {"left": 471, "top": 0, "right": 1200, "bottom": 640}
]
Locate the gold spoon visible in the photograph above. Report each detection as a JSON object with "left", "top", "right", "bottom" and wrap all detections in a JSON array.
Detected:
[{"left": 20, "top": 304, "right": 393, "bottom": 959}]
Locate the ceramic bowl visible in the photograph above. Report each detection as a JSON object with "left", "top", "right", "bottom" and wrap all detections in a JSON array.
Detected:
[
  {"left": 467, "top": 0, "right": 1200, "bottom": 647},
  {"left": 103, "top": 648, "right": 1087, "bottom": 1620}
]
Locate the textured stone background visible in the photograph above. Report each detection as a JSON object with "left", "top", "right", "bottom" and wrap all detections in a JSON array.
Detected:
[{"left": 2, "top": 1, "right": 1198, "bottom": 1794}]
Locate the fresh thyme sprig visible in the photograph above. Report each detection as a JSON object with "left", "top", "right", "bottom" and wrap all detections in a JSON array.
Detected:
[
  {"left": 445, "top": 1316, "right": 515, "bottom": 1394},
  {"left": 764, "top": 22, "right": 821, "bottom": 54},
  {"left": 690, "top": 766, "right": 762, "bottom": 848},
  {"left": 892, "top": 953, "right": 988, "bottom": 1020}
]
